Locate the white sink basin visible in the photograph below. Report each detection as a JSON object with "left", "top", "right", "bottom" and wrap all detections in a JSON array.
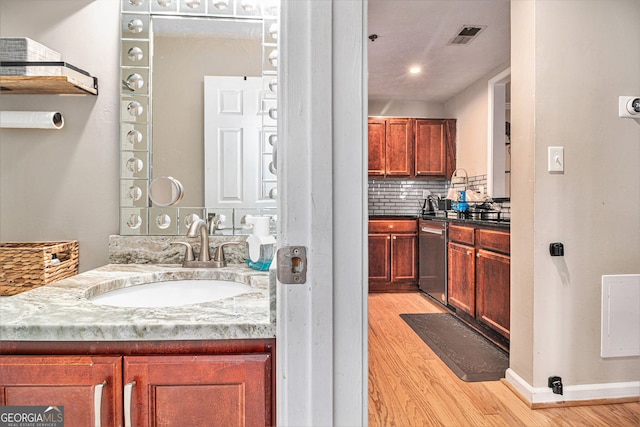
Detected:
[{"left": 89, "top": 279, "right": 253, "bottom": 308}]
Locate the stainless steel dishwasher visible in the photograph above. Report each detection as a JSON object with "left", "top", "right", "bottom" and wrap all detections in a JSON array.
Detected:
[{"left": 418, "top": 219, "right": 448, "bottom": 306}]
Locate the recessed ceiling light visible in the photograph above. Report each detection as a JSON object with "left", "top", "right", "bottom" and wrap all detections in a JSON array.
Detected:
[{"left": 409, "top": 66, "right": 421, "bottom": 74}]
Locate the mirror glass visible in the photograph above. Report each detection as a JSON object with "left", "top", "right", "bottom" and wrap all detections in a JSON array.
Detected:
[{"left": 119, "top": 0, "right": 278, "bottom": 236}]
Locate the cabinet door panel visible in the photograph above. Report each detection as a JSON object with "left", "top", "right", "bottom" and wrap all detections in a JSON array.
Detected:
[
  {"left": 385, "top": 118, "right": 413, "bottom": 176},
  {"left": 368, "top": 118, "right": 386, "bottom": 175},
  {"left": 476, "top": 249, "right": 510, "bottom": 338},
  {"left": 0, "top": 355, "right": 122, "bottom": 427},
  {"left": 415, "top": 119, "right": 446, "bottom": 176},
  {"left": 391, "top": 234, "right": 417, "bottom": 282},
  {"left": 448, "top": 242, "right": 475, "bottom": 316},
  {"left": 368, "top": 233, "right": 391, "bottom": 282},
  {"left": 124, "top": 354, "right": 271, "bottom": 427}
]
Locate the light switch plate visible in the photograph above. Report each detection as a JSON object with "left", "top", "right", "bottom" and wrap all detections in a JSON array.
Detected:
[{"left": 548, "top": 146, "right": 564, "bottom": 172}]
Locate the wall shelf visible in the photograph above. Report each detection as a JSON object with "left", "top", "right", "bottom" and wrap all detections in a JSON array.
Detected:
[{"left": 0, "top": 61, "right": 98, "bottom": 95}]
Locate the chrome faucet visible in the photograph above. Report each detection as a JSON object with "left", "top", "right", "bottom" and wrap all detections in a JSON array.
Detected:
[
  {"left": 187, "top": 219, "right": 211, "bottom": 262},
  {"left": 173, "top": 219, "right": 218, "bottom": 267},
  {"left": 211, "top": 241, "right": 245, "bottom": 268},
  {"left": 172, "top": 219, "right": 245, "bottom": 268}
]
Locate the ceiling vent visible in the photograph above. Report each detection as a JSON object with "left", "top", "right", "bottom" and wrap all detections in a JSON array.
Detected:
[{"left": 448, "top": 25, "right": 486, "bottom": 45}]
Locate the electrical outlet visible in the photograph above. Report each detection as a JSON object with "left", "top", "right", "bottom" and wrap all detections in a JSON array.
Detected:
[
  {"left": 548, "top": 376, "right": 563, "bottom": 395},
  {"left": 548, "top": 146, "right": 564, "bottom": 173},
  {"left": 619, "top": 96, "right": 640, "bottom": 118}
]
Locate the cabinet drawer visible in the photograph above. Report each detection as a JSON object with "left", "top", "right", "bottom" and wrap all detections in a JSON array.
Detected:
[
  {"left": 477, "top": 229, "right": 510, "bottom": 254},
  {"left": 449, "top": 225, "right": 474, "bottom": 245},
  {"left": 369, "top": 219, "right": 417, "bottom": 233}
]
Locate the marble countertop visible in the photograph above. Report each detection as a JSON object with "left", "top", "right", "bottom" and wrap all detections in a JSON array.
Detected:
[{"left": 0, "top": 264, "right": 275, "bottom": 342}]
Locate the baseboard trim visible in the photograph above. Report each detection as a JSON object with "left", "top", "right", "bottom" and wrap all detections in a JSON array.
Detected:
[{"left": 505, "top": 368, "right": 640, "bottom": 408}]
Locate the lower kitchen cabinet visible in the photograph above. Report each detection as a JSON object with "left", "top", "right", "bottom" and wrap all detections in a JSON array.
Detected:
[
  {"left": 448, "top": 224, "right": 510, "bottom": 346},
  {"left": 476, "top": 248, "right": 510, "bottom": 338},
  {"left": 369, "top": 219, "right": 418, "bottom": 292},
  {"left": 447, "top": 241, "right": 476, "bottom": 316},
  {"left": 0, "top": 340, "right": 274, "bottom": 427}
]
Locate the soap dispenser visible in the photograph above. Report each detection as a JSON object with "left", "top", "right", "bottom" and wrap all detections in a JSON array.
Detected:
[{"left": 244, "top": 216, "right": 276, "bottom": 271}]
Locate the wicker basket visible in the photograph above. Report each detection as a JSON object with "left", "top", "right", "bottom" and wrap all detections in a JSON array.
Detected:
[{"left": 0, "top": 241, "right": 79, "bottom": 296}]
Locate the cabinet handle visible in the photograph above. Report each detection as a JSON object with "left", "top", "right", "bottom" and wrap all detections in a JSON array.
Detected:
[
  {"left": 124, "top": 381, "right": 136, "bottom": 427},
  {"left": 476, "top": 252, "right": 481, "bottom": 258},
  {"left": 392, "top": 236, "right": 396, "bottom": 240},
  {"left": 466, "top": 250, "right": 472, "bottom": 256},
  {"left": 94, "top": 381, "right": 107, "bottom": 427}
]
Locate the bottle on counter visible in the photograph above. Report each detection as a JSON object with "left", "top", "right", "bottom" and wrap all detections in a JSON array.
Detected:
[{"left": 244, "top": 216, "right": 276, "bottom": 271}]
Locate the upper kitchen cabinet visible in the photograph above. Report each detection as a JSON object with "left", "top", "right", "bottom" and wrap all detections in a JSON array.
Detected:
[
  {"left": 368, "top": 117, "right": 413, "bottom": 177},
  {"left": 414, "top": 119, "right": 456, "bottom": 178},
  {"left": 368, "top": 117, "right": 456, "bottom": 179}
]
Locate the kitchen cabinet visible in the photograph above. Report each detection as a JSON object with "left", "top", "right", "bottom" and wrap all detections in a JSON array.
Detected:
[
  {"left": 448, "top": 224, "right": 510, "bottom": 346},
  {"left": 447, "top": 225, "right": 476, "bottom": 316},
  {"left": 0, "top": 340, "right": 274, "bottom": 426},
  {"left": 414, "top": 119, "right": 456, "bottom": 178},
  {"left": 368, "top": 117, "right": 413, "bottom": 177},
  {"left": 368, "top": 117, "right": 456, "bottom": 178},
  {"left": 475, "top": 229, "right": 510, "bottom": 339},
  {"left": 369, "top": 219, "right": 418, "bottom": 292}
]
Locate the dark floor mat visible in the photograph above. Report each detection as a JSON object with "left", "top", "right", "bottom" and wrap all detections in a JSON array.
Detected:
[{"left": 400, "top": 313, "right": 509, "bottom": 382}]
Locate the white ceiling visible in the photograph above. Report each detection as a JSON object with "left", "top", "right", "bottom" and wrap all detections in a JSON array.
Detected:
[{"left": 368, "top": 0, "right": 510, "bottom": 103}]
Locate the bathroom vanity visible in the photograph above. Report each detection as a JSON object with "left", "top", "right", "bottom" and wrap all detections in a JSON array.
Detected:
[{"left": 0, "top": 264, "right": 275, "bottom": 426}]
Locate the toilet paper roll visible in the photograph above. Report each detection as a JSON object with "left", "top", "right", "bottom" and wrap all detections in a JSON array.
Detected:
[{"left": 0, "top": 111, "right": 64, "bottom": 129}]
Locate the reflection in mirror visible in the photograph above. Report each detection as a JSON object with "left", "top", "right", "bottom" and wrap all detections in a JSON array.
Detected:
[
  {"left": 149, "top": 176, "right": 184, "bottom": 207},
  {"left": 119, "top": 0, "right": 278, "bottom": 236},
  {"left": 153, "top": 16, "right": 262, "bottom": 207}
]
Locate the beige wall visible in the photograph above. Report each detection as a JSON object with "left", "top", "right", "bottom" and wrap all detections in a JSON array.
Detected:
[
  {"left": 510, "top": 0, "right": 640, "bottom": 390},
  {"left": 368, "top": 99, "right": 444, "bottom": 117},
  {"left": 444, "top": 62, "right": 510, "bottom": 178},
  {"left": 0, "top": 0, "right": 120, "bottom": 272}
]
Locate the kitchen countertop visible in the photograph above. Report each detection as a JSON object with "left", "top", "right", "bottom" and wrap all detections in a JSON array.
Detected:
[
  {"left": 0, "top": 264, "right": 275, "bottom": 342},
  {"left": 369, "top": 214, "right": 510, "bottom": 230},
  {"left": 421, "top": 215, "right": 511, "bottom": 230}
]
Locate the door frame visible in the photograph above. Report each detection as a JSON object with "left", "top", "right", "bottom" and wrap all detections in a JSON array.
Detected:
[{"left": 276, "top": 0, "right": 368, "bottom": 425}]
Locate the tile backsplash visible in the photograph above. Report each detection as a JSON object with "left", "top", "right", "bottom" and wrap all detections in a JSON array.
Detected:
[
  {"left": 368, "top": 178, "right": 449, "bottom": 216},
  {"left": 368, "top": 175, "right": 510, "bottom": 219}
]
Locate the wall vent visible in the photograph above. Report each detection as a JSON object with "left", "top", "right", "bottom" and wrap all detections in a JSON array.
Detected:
[{"left": 448, "top": 25, "right": 486, "bottom": 45}]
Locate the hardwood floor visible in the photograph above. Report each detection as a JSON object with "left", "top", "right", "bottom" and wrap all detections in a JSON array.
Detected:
[{"left": 368, "top": 292, "right": 640, "bottom": 426}]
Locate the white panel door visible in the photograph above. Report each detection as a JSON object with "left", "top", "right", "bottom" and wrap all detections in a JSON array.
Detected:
[{"left": 204, "top": 76, "right": 274, "bottom": 208}]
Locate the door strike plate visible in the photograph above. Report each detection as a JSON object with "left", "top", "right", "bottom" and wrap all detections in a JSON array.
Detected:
[{"left": 276, "top": 246, "right": 307, "bottom": 284}]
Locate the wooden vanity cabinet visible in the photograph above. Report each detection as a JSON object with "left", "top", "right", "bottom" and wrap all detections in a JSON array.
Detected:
[
  {"left": 0, "top": 355, "right": 122, "bottom": 427},
  {"left": 368, "top": 117, "right": 414, "bottom": 177},
  {"left": 414, "top": 119, "right": 456, "bottom": 178},
  {"left": 0, "top": 340, "right": 274, "bottom": 427},
  {"left": 126, "top": 354, "right": 271, "bottom": 427},
  {"left": 448, "top": 224, "right": 510, "bottom": 344},
  {"left": 369, "top": 219, "right": 418, "bottom": 292}
]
